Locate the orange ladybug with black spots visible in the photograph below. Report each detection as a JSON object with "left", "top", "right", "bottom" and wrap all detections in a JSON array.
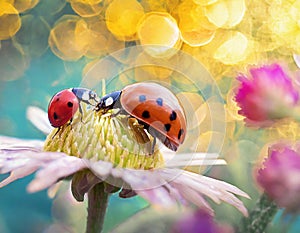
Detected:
[{"left": 96, "top": 82, "right": 186, "bottom": 152}]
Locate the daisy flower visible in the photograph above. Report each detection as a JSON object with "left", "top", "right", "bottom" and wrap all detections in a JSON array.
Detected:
[{"left": 0, "top": 105, "right": 249, "bottom": 232}]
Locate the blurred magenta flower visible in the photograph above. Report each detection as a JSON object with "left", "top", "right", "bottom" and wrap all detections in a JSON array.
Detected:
[
  {"left": 257, "top": 144, "right": 300, "bottom": 212},
  {"left": 170, "top": 209, "right": 234, "bottom": 233},
  {"left": 235, "top": 63, "right": 299, "bottom": 127}
]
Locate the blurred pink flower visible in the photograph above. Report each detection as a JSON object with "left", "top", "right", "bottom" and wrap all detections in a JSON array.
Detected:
[
  {"left": 0, "top": 107, "right": 249, "bottom": 216},
  {"left": 257, "top": 145, "right": 300, "bottom": 212},
  {"left": 170, "top": 209, "right": 234, "bottom": 233},
  {"left": 235, "top": 63, "right": 299, "bottom": 127}
]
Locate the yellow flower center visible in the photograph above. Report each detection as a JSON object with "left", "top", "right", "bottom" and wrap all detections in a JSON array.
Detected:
[{"left": 43, "top": 104, "right": 164, "bottom": 170}]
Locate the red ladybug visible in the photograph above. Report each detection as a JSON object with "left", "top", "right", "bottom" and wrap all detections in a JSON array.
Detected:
[
  {"left": 96, "top": 82, "right": 186, "bottom": 152},
  {"left": 48, "top": 88, "right": 99, "bottom": 128}
]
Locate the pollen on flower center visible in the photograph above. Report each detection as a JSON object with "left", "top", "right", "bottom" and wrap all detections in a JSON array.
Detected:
[{"left": 43, "top": 104, "right": 164, "bottom": 170}]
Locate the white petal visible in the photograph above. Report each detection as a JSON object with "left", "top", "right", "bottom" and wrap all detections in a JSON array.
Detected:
[
  {"left": 0, "top": 135, "right": 44, "bottom": 150},
  {"left": 293, "top": 54, "right": 300, "bottom": 68},
  {"left": 27, "top": 156, "right": 87, "bottom": 193},
  {"left": 136, "top": 187, "right": 177, "bottom": 207},
  {"left": 121, "top": 169, "right": 166, "bottom": 190},
  {"left": 186, "top": 172, "right": 250, "bottom": 198},
  {"left": 162, "top": 148, "right": 225, "bottom": 168},
  {"left": 26, "top": 106, "right": 53, "bottom": 135},
  {"left": 171, "top": 182, "right": 214, "bottom": 214},
  {"left": 87, "top": 160, "right": 113, "bottom": 178},
  {"left": 159, "top": 169, "right": 249, "bottom": 216},
  {"left": 0, "top": 164, "right": 39, "bottom": 187},
  {"left": 166, "top": 159, "right": 227, "bottom": 167}
]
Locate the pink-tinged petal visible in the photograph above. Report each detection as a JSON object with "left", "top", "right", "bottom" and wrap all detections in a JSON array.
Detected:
[
  {"left": 0, "top": 135, "right": 44, "bottom": 150},
  {"left": 26, "top": 106, "right": 53, "bottom": 135},
  {"left": 136, "top": 187, "right": 177, "bottom": 207},
  {"left": 0, "top": 150, "right": 69, "bottom": 173},
  {"left": 0, "top": 165, "right": 39, "bottom": 187},
  {"left": 27, "top": 156, "right": 88, "bottom": 193},
  {"left": 198, "top": 175, "right": 250, "bottom": 199},
  {"left": 171, "top": 182, "right": 214, "bottom": 214},
  {"left": 117, "top": 169, "right": 178, "bottom": 206},
  {"left": 86, "top": 160, "right": 114, "bottom": 178},
  {"left": 161, "top": 169, "right": 249, "bottom": 216},
  {"left": 121, "top": 169, "right": 166, "bottom": 190}
]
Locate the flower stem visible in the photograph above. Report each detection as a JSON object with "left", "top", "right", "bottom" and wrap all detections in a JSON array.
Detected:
[
  {"left": 238, "top": 193, "right": 278, "bottom": 233},
  {"left": 86, "top": 182, "right": 109, "bottom": 233}
]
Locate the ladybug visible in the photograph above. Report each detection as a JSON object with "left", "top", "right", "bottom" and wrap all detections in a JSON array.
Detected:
[
  {"left": 96, "top": 82, "right": 186, "bottom": 152},
  {"left": 48, "top": 88, "right": 99, "bottom": 128}
]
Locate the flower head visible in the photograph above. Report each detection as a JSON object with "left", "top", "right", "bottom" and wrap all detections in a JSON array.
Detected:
[
  {"left": 256, "top": 144, "right": 300, "bottom": 212},
  {"left": 235, "top": 63, "right": 299, "bottom": 127},
  {"left": 170, "top": 209, "right": 234, "bottom": 233},
  {"left": 0, "top": 106, "right": 249, "bottom": 217}
]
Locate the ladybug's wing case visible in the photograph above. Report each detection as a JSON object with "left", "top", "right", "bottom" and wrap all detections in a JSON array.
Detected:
[
  {"left": 48, "top": 89, "right": 79, "bottom": 127},
  {"left": 120, "top": 83, "right": 186, "bottom": 148}
]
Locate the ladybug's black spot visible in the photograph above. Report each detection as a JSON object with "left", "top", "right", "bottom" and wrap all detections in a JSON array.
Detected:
[
  {"left": 139, "top": 95, "right": 146, "bottom": 102},
  {"left": 53, "top": 112, "right": 58, "bottom": 120},
  {"left": 67, "top": 102, "right": 73, "bottom": 107},
  {"left": 164, "top": 123, "right": 171, "bottom": 132},
  {"left": 156, "top": 97, "right": 163, "bottom": 106},
  {"left": 142, "top": 110, "right": 150, "bottom": 118},
  {"left": 178, "top": 128, "right": 184, "bottom": 140},
  {"left": 56, "top": 98, "right": 60, "bottom": 102},
  {"left": 169, "top": 111, "right": 177, "bottom": 121}
]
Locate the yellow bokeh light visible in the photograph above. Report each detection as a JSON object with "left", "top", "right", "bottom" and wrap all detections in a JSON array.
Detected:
[
  {"left": 213, "top": 31, "right": 248, "bottom": 65},
  {"left": 193, "top": 0, "right": 217, "bottom": 6},
  {"left": 11, "top": 0, "right": 39, "bottom": 13},
  {"left": 0, "top": 2, "right": 21, "bottom": 40},
  {"left": 137, "top": 12, "right": 181, "bottom": 57},
  {"left": 106, "top": 0, "right": 144, "bottom": 41},
  {"left": 69, "top": 0, "right": 104, "bottom": 17},
  {"left": 48, "top": 15, "right": 89, "bottom": 61},
  {"left": 222, "top": 0, "right": 245, "bottom": 28},
  {"left": 134, "top": 52, "right": 178, "bottom": 81},
  {"left": 181, "top": 28, "right": 215, "bottom": 47},
  {"left": 205, "top": 0, "right": 245, "bottom": 28},
  {"left": 205, "top": 1, "right": 229, "bottom": 28},
  {"left": 83, "top": 19, "right": 109, "bottom": 58},
  {"left": 177, "top": 0, "right": 217, "bottom": 46}
]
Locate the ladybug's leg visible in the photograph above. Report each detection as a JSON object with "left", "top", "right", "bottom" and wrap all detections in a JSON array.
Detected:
[
  {"left": 110, "top": 107, "right": 128, "bottom": 118},
  {"left": 146, "top": 125, "right": 158, "bottom": 155},
  {"left": 128, "top": 117, "right": 151, "bottom": 155},
  {"left": 77, "top": 102, "right": 85, "bottom": 124},
  {"left": 52, "top": 127, "right": 61, "bottom": 139},
  {"left": 110, "top": 109, "right": 121, "bottom": 117},
  {"left": 67, "top": 118, "right": 73, "bottom": 129},
  {"left": 151, "top": 136, "right": 156, "bottom": 155}
]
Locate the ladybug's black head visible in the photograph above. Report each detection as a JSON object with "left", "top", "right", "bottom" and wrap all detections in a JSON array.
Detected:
[{"left": 95, "top": 91, "right": 122, "bottom": 112}]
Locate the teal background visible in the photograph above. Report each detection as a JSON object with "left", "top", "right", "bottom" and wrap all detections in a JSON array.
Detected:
[{"left": 0, "top": 35, "right": 148, "bottom": 233}]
